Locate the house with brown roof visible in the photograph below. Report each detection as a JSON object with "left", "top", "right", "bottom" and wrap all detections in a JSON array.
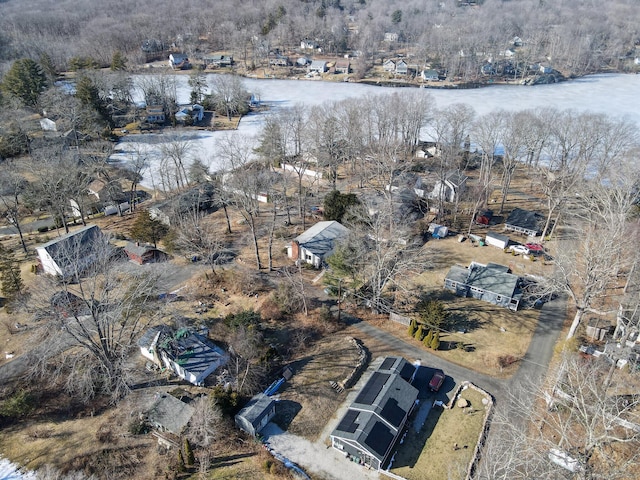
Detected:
[
  {"left": 124, "top": 242, "right": 170, "bottom": 265},
  {"left": 334, "top": 59, "right": 350, "bottom": 74}
]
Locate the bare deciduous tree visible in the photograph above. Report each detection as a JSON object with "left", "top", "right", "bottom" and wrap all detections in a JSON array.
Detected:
[
  {"left": 25, "top": 233, "right": 163, "bottom": 403},
  {"left": 187, "top": 396, "right": 222, "bottom": 448},
  {"left": 479, "top": 353, "right": 640, "bottom": 480}
]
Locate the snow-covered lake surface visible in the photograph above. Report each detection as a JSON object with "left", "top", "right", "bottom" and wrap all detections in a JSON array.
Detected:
[
  {"left": 111, "top": 73, "right": 640, "bottom": 189},
  {"left": 0, "top": 458, "right": 34, "bottom": 480}
]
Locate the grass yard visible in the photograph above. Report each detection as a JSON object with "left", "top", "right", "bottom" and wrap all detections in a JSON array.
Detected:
[
  {"left": 391, "top": 387, "right": 489, "bottom": 480},
  {"left": 274, "top": 334, "right": 363, "bottom": 440},
  {"left": 377, "top": 295, "right": 540, "bottom": 377}
]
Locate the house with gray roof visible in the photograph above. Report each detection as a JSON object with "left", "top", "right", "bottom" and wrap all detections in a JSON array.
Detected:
[
  {"left": 143, "top": 392, "right": 194, "bottom": 435},
  {"left": 287, "top": 220, "right": 349, "bottom": 268},
  {"left": 138, "top": 326, "right": 228, "bottom": 386},
  {"left": 504, "top": 208, "right": 546, "bottom": 237},
  {"left": 444, "top": 262, "right": 522, "bottom": 310},
  {"left": 308, "top": 60, "right": 328, "bottom": 73},
  {"left": 235, "top": 393, "right": 277, "bottom": 436},
  {"left": 330, "top": 356, "right": 418, "bottom": 471},
  {"left": 35, "top": 224, "right": 107, "bottom": 279}
]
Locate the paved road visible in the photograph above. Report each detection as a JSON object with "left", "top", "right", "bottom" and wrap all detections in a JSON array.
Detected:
[
  {"left": 0, "top": 218, "right": 56, "bottom": 236},
  {"left": 344, "top": 293, "right": 568, "bottom": 404}
]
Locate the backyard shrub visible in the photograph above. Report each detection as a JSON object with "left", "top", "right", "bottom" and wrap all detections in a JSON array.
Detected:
[
  {"left": 414, "top": 324, "right": 424, "bottom": 341},
  {"left": 407, "top": 318, "right": 417, "bottom": 337},
  {"left": 0, "top": 390, "right": 35, "bottom": 418},
  {"left": 430, "top": 331, "right": 440, "bottom": 350},
  {"left": 127, "top": 417, "right": 150, "bottom": 435},
  {"left": 423, "top": 330, "right": 433, "bottom": 347},
  {"left": 183, "top": 438, "right": 195, "bottom": 466},
  {"left": 224, "top": 309, "right": 260, "bottom": 328}
]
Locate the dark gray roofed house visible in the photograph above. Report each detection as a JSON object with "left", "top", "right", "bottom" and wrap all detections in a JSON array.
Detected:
[
  {"left": 331, "top": 356, "right": 418, "bottom": 471},
  {"left": 235, "top": 393, "right": 277, "bottom": 436},
  {"left": 139, "top": 326, "right": 228, "bottom": 386},
  {"left": 444, "top": 262, "right": 522, "bottom": 310},
  {"left": 504, "top": 208, "right": 546, "bottom": 237},
  {"left": 288, "top": 221, "right": 349, "bottom": 268},
  {"left": 143, "top": 392, "right": 194, "bottom": 435},
  {"left": 35, "top": 224, "right": 107, "bottom": 279}
]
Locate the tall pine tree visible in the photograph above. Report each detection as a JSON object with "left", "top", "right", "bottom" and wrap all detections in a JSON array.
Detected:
[
  {"left": 1, "top": 58, "right": 47, "bottom": 106},
  {"left": 0, "top": 244, "right": 23, "bottom": 299}
]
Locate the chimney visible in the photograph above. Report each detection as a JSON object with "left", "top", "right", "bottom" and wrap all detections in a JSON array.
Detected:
[{"left": 290, "top": 240, "right": 300, "bottom": 260}]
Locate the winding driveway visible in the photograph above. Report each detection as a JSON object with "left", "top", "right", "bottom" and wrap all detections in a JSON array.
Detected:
[{"left": 346, "top": 293, "right": 567, "bottom": 403}]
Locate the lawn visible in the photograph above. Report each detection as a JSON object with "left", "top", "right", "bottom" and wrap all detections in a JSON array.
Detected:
[{"left": 391, "top": 387, "right": 489, "bottom": 480}]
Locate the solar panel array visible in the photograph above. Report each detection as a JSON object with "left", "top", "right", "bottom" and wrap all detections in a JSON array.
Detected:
[
  {"left": 354, "top": 372, "right": 390, "bottom": 405},
  {"left": 365, "top": 421, "right": 395, "bottom": 457},
  {"left": 380, "top": 357, "right": 396, "bottom": 370},
  {"left": 336, "top": 409, "right": 359, "bottom": 433},
  {"left": 380, "top": 398, "right": 405, "bottom": 428}
]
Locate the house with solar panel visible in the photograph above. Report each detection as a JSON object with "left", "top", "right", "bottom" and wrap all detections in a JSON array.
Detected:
[{"left": 330, "top": 356, "right": 418, "bottom": 470}]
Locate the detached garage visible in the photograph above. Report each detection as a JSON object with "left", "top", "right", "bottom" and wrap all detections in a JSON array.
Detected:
[{"left": 485, "top": 231, "right": 510, "bottom": 250}]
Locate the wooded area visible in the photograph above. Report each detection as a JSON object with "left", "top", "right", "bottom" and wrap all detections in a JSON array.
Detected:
[{"left": 0, "top": 0, "right": 639, "bottom": 81}]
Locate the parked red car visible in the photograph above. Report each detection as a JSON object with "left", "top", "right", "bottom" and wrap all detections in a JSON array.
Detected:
[
  {"left": 429, "top": 369, "right": 446, "bottom": 392},
  {"left": 525, "top": 243, "right": 544, "bottom": 253}
]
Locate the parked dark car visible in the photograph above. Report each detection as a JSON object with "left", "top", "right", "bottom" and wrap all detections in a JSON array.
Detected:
[{"left": 429, "top": 369, "right": 445, "bottom": 392}]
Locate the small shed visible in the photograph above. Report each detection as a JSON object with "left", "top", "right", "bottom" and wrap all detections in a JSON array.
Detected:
[
  {"left": 485, "top": 231, "right": 510, "bottom": 249},
  {"left": 235, "top": 393, "right": 276, "bottom": 436},
  {"left": 585, "top": 318, "right": 612, "bottom": 341},
  {"left": 125, "top": 242, "right": 169, "bottom": 265}
]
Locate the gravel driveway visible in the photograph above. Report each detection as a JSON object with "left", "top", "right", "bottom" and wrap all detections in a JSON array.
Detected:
[{"left": 262, "top": 422, "right": 380, "bottom": 480}]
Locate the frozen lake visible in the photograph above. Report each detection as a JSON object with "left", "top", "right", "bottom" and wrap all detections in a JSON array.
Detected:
[
  {"left": 111, "top": 73, "right": 640, "bottom": 188},
  {"left": 0, "top": 458, "right": 34, "bottom": 480}
]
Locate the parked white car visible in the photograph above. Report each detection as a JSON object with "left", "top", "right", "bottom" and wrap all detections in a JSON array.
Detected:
[{"left": 509, "top": 244, "right": 530, "bottom": 255}]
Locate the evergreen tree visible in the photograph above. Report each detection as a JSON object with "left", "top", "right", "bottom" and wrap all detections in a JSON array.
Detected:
[
  {"left": 110, "top": 50, "right": 127, "bottom": 71},
  {"left": 177, "top": 449, "right": 186, "bottom": 472},
  {"left": 75, "top": 75, "right": 105, "bottom": 115},
  {"left": 430, "top": 331, "right": 440, "bottom": 350},
  {"left": 0, "top": 244, "right": 24, "bottom": 299},
  {"left": 414, "top": 324, "right": 424, "bottom": 341},
  {"left": 407, "top": 317, "right": 417, "bottom": 337},
  {"left": 1, "top": 58, "right": 47, "bottom": 106},
  {"left": 129, "top": 209, "right": 169, "bottom": 247},
  {"left": 423, "top": 329, "right": 433, "bottom": 348},
  {"left": 39, "top": 53, "right": 58, "bottom": 83},
  {"left": 417, "top": 299, "right": 450, "bottom": 330},
  {"left": 323, "top": 190, "right": 360, "bottom": 223},
  {"left": 183, "top": 438, "right": 195, "bottom": 466}
]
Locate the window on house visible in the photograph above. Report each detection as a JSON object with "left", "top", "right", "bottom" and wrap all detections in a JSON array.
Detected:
[
  {"left": 306, "top": 254, "right": 312, "bottom": 261},
  {"left": 496, "top": 295, "right": 503, "bottom": 302}
]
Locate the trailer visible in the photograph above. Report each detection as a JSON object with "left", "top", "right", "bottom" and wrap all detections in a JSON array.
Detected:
[{"left": 485, "top": 231, "right": 510, "bottom": 249}]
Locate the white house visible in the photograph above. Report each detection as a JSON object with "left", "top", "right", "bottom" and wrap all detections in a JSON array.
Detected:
[
  {"left": 415, "top": 171, "right": 468, "bottom": 203},
  {"left": 308, "top": 60, "right": 328, "bottom": 73},
  {"left": 138, "top": 325, "right": 228, "bottom": 386},
  {"left": 301, "top": 39, "right": 319, "bottom": 50},
  {"left": 169, "top": 53, "right": 190, "bottom": 69},
  {"left": 288, "top": 220, "right": 349, "bottom": 268},
  {"left": 421, "top": 69, "right": 439, "bottom": 81},
  {"left": 35, "top": 224, "right": 106, "bottom": 278},
  {"left": 175, "top": 104, "right": 204, "bottom": 123}
]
